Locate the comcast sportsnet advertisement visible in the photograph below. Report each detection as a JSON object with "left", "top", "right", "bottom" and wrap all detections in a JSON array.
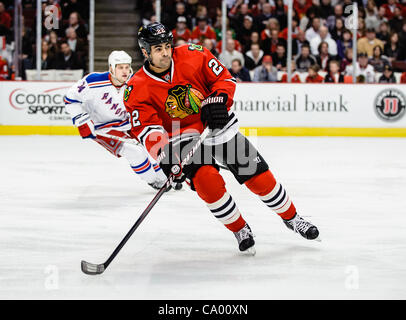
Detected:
[{"left": 0, "top": 81, "right": 74, "bottom": 125}]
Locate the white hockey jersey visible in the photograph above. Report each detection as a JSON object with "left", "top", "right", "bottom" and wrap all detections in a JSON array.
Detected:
[{"left": 64, "top": 71, "right": 131, "bottom": 132}]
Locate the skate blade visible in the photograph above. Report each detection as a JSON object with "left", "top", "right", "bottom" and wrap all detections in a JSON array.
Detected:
[{"left": 241, "top": 246, "right": 256, "bottom": 256}]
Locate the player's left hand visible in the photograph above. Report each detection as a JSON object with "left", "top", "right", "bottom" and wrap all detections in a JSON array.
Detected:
[{"left": 201, "top": 93, "right": 229, "bottom": 130}]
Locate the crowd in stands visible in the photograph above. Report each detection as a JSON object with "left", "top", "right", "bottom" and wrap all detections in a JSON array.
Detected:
[
  {"left": 1, "top": 0, "right": 406, "bottom": 82},
  {"left": 0, "top": 0, "right": 89, "bottom": 80},
  {"left": 139, "top": 0, "right": 406, "bottom": 83}
]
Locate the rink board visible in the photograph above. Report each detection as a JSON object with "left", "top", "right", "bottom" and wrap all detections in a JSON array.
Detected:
[{"left": 0, "top": 81, "right": 405, "bottom": 137}]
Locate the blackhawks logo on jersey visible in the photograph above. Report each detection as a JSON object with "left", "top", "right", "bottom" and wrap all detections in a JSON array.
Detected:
[
  {"left": 124, "top": 85, "right": 133, "bottom": 102},
  {"left": 165, "top": 84, "right": 204, "bottom": 119}
]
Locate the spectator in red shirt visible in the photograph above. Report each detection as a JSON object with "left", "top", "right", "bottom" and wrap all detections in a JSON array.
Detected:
[
  {"left": 191, "top": 16, "right": 216, "bottom": 45},
  {"left": 216, "top": 30, "right": 242, "bottom": 54},
  {"left": 294, "top": 0, "right": 312, "bottom": 20},
  {"left": 400, "top": 71, "right": 406, "bottom": 83},
  {"left": 306, "top": 64, "right": 324, "bottom": 83},
  {"left": 280, "top": 61, "right": 301, "bottom": 82},
  {"left": 172, "top": 16, "right": 192, "bottom": 43},
  {"left": 382, "top": 0, "right": 402, "bottom": 20},
  {"left": 0, "top": 2, "right": 11, "bottom": 29},
  {"left": 0, "top": 54, "right": 8, "bottom": 80}
]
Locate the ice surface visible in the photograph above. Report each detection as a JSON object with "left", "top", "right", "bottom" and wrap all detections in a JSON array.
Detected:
[{"left": 1, "top": 135, "right": 405, "bottom": 299}]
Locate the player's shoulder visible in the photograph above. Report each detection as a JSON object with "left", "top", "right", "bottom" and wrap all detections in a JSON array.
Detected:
[
  {"left": 173, "top": 43, "right": 208, "bottom": 61},
  {"left": 83, "top": 71, "right": 111, "bottom": 87}
]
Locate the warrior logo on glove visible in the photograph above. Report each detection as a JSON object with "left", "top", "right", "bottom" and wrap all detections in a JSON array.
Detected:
[{"left": 165, "top": 84, "right": 205, "bottom": 119}]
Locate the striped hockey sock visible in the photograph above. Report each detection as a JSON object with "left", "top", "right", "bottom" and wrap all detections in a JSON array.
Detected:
[
  {"left": 206, "top": 192, "right": 246, "bottom": 232},
  {"left": 193, "top": 165, "right": 247, "bottom": 232},
  {"left": 245, "top": 170, "right": 296, "bottom": 220}
]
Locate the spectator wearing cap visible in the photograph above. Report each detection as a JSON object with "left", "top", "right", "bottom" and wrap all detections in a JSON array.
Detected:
[
  {"left": 369, "top": 45, "right": 390, "bottom": 73},
  {"left": 172, "top": 16, "right": 192, "bottom": 43},
  {"left": 229, "top": 58, "right": 251, "bottom": 82},
  {"left": 295, "top": 43, "right": 317, "bottom": 72},
  {"left": 345, "top": 52, "right": 376, "bottom": 83},
  {"left": 236, "top": 15, "right": 256, "bottom": 52},
  {"left": 357, "top": 28, "right": 384, "bottom": 58},
  {"left": 310, "top": 26, "right": 338, "bottom": 56},
  {"left": 324, "top": 60, "right": 344, "bottom": 83},
  {"left": 378, "top": 65, "right": 396, "bottom": 83},
  {"left": 218, "top": 38, "right": 244, "bottom": 70},
  {"left": 305, "top": 64, "right": 324, "bottom": 83},
  {"left": 252, "top": 55, "right": 278, "bottom": 82},
  {"left": 244, "top": 43, "right": 264, "bottom": 71},
  {"left": 191, "top": 16, "right": 216, "bottom": 45}
]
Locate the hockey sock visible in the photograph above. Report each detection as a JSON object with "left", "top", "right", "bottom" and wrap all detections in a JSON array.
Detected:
[
  {"left": 193, "top": 165, "right": 246, "bottom": 232},
  {"left": 120, "top": 143, "right": 166, "bottom": 184},
  {"left": 244, "top": 170, "right": 296, "bottom": 220}
]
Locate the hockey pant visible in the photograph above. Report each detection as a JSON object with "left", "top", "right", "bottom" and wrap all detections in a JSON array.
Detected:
[
  {"left": 179, "top": 132, "right": 297, "bottom": 232},
  {"left": 95, "top": 130, "right": 167, "bottom": 185}
]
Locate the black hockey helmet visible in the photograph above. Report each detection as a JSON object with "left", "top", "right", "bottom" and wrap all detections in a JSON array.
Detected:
[{"left": 138, "top": 22, "right": 173, "bottom": 55}]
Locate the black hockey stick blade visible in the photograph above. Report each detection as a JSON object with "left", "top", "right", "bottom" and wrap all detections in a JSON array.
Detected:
[{"left": 81, "top": 260, "right": 105, "bottom": 275}]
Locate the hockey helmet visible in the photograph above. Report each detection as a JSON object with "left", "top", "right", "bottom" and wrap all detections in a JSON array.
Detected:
[
  {"left": 138, "top": 22, "right": 173, "bottom": 55},
  {"left": 108, "top": 50, "right": 133, "bottom": 80}
]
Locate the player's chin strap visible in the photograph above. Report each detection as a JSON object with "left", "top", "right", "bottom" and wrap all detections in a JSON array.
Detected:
[{"left": 109, "top": 68, "right": 134, "bottom": 86}]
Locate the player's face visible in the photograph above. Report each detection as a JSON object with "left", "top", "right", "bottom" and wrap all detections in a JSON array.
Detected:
[
  {"left": 149, "top": 42, "right": 172, "bottom": 71},
  {"left": 114, "top": 64, "right": 131, "bottom": 83}
]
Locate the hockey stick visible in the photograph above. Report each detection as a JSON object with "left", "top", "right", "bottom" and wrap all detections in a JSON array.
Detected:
[
  {"left": 81, "top": 128, "right": 211, "bottom": 275},
  {"left": 96, "top": 131, "right": 230, "bottom": 171}
]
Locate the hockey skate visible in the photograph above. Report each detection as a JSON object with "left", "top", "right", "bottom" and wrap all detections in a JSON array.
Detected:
[
  {"left": 148, "top": 181, "right": 183, "bottom": 192},
  {"left": 283, "top": 213, "right": 320, "bottom": 241},
  {"left": 234, "top": 224, "right": 256, "bottom": 255}
]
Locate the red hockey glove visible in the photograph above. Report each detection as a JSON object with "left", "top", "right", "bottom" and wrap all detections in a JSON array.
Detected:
[{"left": 73, "top": 113, "right": 96, "bottom": 139}]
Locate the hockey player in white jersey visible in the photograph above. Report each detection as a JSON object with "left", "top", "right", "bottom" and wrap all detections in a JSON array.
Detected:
[{"left": 64, "top": 50, "right": 175, "bottom": 190}]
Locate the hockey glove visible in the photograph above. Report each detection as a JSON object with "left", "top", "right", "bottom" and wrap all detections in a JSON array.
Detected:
[
  {"left": 157, "top": 142, "right": 185, "bottom": 183},
  {"left": 200, "top": 93, "right": 229, "bottom": 130},
  {"left": 73, "top": 113, "right": 96, "bottom": 139},
  {"left": 157, "top": 137, "right": 200, "bottom": 183}
]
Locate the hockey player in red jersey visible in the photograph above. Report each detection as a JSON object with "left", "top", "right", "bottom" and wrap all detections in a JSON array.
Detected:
[{"left": 124, "top": 22, "right": 320, "bottom": 253}]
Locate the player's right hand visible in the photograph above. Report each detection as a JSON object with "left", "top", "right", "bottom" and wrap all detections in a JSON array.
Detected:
[{"left": 74, "top": 113, "right": 96, "bottom": 139}]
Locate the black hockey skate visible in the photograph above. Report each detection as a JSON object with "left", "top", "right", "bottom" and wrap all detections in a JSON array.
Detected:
[
  {"left": 234, "top": 224, "right": 256, "bottom": 255},
  {"left": 283, "top": 213, "right": 319, "bottom": 240}
]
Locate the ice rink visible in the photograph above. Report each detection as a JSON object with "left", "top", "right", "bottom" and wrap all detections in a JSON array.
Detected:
[{"left": 1, "top": 135, "right": 405, "bottom": 300}]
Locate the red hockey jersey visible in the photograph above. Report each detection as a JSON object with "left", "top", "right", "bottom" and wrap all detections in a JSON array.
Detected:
[{"left": 124, "top": 44, "right": 237, "bottom": 156}]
